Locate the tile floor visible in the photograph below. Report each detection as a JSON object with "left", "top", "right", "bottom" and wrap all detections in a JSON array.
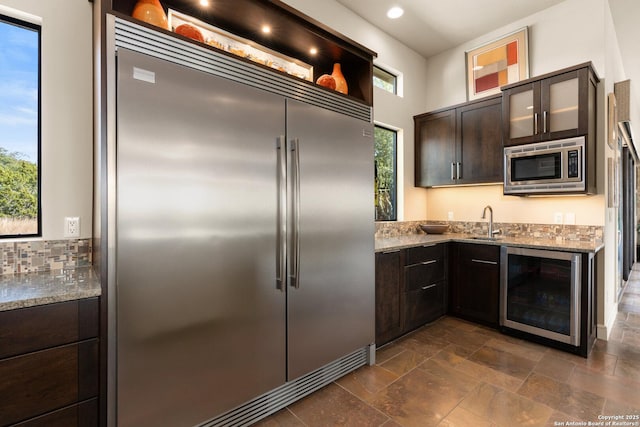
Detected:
[{"left": 256, "top": 266, "right": 640, "bottom": 426}]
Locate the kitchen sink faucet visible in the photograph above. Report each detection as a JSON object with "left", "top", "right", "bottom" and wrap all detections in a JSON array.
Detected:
[{"left": 481, "top": 205, "right": 500, "bottom": 238}]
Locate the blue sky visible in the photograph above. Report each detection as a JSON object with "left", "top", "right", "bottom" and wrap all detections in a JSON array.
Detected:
[{"left": 0, "top": 19, "right": 38, "bottom": 164}]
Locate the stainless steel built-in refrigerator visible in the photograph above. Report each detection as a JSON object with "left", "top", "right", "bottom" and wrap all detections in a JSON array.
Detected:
[{"left": 114, "top": 48, "right": 374, "bottom": 426}]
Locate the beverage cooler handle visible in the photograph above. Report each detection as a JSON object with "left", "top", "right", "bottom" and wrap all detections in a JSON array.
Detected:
[
  {"left": 290, "top": 138, "right": 301, "bottom": 289},
  {"left": 276, "top": 137, "right": 286, "bottom": 291}
]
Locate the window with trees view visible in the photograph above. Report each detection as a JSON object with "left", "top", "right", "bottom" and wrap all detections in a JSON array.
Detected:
[
  {"left": 374, "top": 126, "right": 397, "bottom": 221},
  {"left": 0, "top": 15, "right": 40, "bottom": 237},
  {"left": 373, "top": 66, "right": 397, "bottom": 95}
]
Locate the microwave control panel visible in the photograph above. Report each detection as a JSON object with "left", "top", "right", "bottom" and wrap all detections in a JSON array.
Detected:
[{"left": 567, "top": 150, "right": 579, "bottom": 178}]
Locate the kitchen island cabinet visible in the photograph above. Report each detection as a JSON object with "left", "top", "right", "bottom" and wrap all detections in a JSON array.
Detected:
[
  {"left": 0, "top": 298, "right": 99, "bottom": 426},
  {"left": 414, "top": 95, "right": 502, "bottom": 187},
  {"left": 449, "top": 242, "right": 500, "bottom": 327}
]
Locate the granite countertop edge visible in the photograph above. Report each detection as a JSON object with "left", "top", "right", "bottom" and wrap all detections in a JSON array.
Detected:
[
  {"left": 0, "top": 266, "right": 102, "bottom": 312},
  {"left": 375, "top": 233, "right": 605, "bottom": 254}
]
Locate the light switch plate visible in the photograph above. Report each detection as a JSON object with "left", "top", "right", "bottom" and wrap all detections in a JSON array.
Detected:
[{"left": 448, "top": 211, "right": 454, "bottom": 220}]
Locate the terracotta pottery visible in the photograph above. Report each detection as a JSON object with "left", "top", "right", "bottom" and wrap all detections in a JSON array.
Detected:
[
  {"left": 331, "top": 63, "right": 348, "bottom": 95},
  {"left": 132, "top": 0, "right": 169, "bottom": 30}
]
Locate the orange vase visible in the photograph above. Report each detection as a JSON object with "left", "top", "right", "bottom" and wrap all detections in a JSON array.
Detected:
[
  {"left": 331, "top": 63, "right": 348, "bottom": 95},
  {"left": 132, "top": 0, "right": 169, "bottom": 30}
]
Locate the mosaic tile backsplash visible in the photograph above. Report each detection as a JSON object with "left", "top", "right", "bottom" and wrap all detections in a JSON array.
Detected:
[
  {"left": 0, "top": 239, "right": 92, "bottom": 275},
  {"left": 375, "top": 220, "right": 603, "bottom": 243}
]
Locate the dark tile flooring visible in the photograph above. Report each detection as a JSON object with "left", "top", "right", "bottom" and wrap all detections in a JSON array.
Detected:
[{"left": 256, "top": 266, "right": 640, "bottom": 426}]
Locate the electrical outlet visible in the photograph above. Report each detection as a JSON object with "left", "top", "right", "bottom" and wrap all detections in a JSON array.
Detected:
[
  {"left": 64, "top": 217, "right": 80, "bottom": 238},
  {"left": 448, "top": 211, "right": 454, "bottom": 220},
  {"left": 553, "top": 212, "right": 563, "bottom": 224},
  {"left": 565, "top": 212, "right": 576, "bottom": 225}
]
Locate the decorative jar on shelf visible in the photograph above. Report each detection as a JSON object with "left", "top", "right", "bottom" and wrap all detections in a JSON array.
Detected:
[
  {"left": 331, "top": 63, "right": 348, "bottom": 95},
  {"left": 132, "top": 0, "right": 169, "bottom": 30}
]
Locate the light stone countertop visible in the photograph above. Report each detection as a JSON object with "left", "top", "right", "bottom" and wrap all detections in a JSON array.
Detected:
[
  {"left": 0, "top": 267, "right": 101, "bottom": 312},
  {"left": 375, "top": 233, "right": 604, "bottom": 254}
]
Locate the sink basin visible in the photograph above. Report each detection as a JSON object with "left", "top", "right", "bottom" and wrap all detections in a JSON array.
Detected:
[{"left": 470, "top": 236, "right": 502, "bottom": 241}]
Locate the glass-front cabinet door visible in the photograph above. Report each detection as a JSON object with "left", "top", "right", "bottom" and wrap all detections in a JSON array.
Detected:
[
  {"left": 503, "top": 65, "right": 594, "bottom": 146},
  {"left": 505, "top": 82, "right": 540, "bottom": 145},
  {"left": 547, "top": 77, "right": 579, "bottom": 133}
]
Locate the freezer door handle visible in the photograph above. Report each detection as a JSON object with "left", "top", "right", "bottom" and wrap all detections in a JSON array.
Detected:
[
  {"left": 276, "top": 137, "right": 286, "bottom": 291},
  {"left": 289, "top": 138, "right": 301, "bottom": 289}
]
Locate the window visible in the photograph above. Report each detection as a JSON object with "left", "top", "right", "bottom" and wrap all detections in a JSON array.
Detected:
[
  {"left": 0, "top": 14, "right": 40, "bottom": 237},
  {"left": 373, "top": 65, "right": 397, "bottom": 95},
  {"left": 374, "top": 126, "right": 397, "bottom": 221}
]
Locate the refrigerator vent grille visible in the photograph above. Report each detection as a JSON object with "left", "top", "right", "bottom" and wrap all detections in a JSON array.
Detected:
[
  {"left": 197, "top": 347, "right": 369, "bottom": 427},
  {"left": 113, "top": 17, "right": 372, "bottom": 123}
]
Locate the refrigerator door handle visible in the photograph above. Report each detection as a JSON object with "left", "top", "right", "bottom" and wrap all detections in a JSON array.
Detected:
[
  {"left": 290, "top": 138, "right": 301, "bottom": 289},
  {"left": 276, "top": 136, "right": 286, "bottom": 291}
]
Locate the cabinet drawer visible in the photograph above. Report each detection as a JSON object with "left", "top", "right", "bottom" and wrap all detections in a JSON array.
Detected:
[
  {"left": 0, "top": 340, "right": 99, "bottom": 426},
  {"left": 0, "top": 298, "right": 99, "bottom": 359},
  {"left": 405, "top": 244, "right": 444, "bottom": 266},
  {"left": 12, "top": 399, "right": 98, "bottom": 427},
  {"left": 405, "top": 259, "right": 445, "bottom": 291},
  {"left": 458, "top": 243, "right": 500, "bottom": 263},
  {"left": 404, "top": 281, "right": 446, "bottom": 331}
]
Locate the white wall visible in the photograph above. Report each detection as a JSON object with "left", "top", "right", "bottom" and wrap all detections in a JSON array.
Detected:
[
  {"left": 422, "top": 0, "right": 632, "bottom": 339},
  {"left": 0, "top": 0, "right": 93, "bottom": 240},
  {"left": 281, "top": 0, "right": 430, "bottom": 220}
]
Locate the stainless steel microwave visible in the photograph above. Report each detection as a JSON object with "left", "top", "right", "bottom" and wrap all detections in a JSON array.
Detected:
[{"left": 504, "top": 136, "right": 585, "bottom": 195}]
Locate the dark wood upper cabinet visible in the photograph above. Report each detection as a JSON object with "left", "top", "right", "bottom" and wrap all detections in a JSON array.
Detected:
[
  {"left": 414, "top": 94, "right": 502, "bottom": 187},
  {"left": 414, "top": 109, "right": 456, "bottom": 187},
  {"left": 456, "top": 96, "right": 503, "bottom": 185},
  {"left": 502, "top": 63, "right": 598, "bottom": 146},
  {"left": 108, "top": 0, "right": 376, "bottom": 105}
]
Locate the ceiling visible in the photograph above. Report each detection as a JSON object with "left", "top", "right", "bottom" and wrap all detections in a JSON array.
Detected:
[
  {"left": 334, "top": 0, "right": 567, "bottom": 58},
  {"left": 334, "top": 0, "right": 640, "bottom": 137}
]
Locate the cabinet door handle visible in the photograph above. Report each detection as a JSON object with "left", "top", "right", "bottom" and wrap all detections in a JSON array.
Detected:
[
  {"left": 421, "top": 260, "right": 437, "bottom": 266},
  {"left": 451, "top": 162, "right": 456, "bottom": 180},
  {"left": 543, "top": 110, "right": 548, "bottom": 134},
  {"left": 472, "top": 259, "right": 498, "bottom": 265},
  {"left": 421, "top": 284, "right": 437, "bottom": 290},
  {"left": 382, "top": 249, "right": 400, "bottom": 254},
  {"left": 456, "top": 162, "right": 461, "bottom": 180},
  {"left": 422, "top": 244, "right": 436, "bottom": 248},
  {"left": 534, "top": 112, "right": 539, "bottom": 135}
]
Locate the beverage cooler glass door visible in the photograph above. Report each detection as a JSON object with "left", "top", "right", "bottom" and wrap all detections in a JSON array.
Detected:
[{"left": 500, "top": 247, "right": 581, "bottom": 345}]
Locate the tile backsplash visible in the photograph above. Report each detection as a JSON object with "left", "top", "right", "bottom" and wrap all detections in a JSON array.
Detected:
[
  {"left": 375, "top": 220, "right": 603, "bottom": 243},
  {"left": 0, "top": 239, "right": 92, "bottom": 275}
]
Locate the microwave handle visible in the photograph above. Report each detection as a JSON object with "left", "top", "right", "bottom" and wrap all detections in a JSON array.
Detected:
[{"left": 534, "top": 112, "right": 539, "bottom": 135}]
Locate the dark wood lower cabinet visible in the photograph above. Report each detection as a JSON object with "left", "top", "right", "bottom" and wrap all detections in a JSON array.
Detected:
[
  {"left": 450, "top": 243, "right": 500, "bottom": 327},
  {"left": 13, "top": 399, "right": 98, "bottom": 427},
  {"left": 404, "top": 281, "right": 446, "bottom": 332},
  {"left": 0, "top": 299, "right": 99, "bottom": 427},
  {"left": 375, "top": 250, "right": 404, "bottom": 346},
  {"left": 375, "top": 243, "right": 448, "bottom": 346}
]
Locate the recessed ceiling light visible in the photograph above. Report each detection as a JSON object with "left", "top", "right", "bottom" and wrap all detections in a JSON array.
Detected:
[
  {"left": 199, "top": 0, "right": 209, "bottom": 6},
  {"left": 309, "top": 47, "right": 318, "bottom": 55},
  {"left": 261, "top": 25, "right": 271, "bottom": 34},
  {"left": 387, "top": 6, "right": 404, "bottom": 19}
]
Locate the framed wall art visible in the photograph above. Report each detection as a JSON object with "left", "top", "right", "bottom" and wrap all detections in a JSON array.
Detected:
[{"left": 466, "top": 27, "right": 529, "bottom": 100}]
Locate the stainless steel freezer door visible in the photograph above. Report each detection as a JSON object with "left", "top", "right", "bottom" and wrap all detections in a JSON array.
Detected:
[
  {"left": 115, "top": 49, "right": 286, "bottom": 427},
  {"left": 286, "top": 99, "right": 375, "bottom": 381}
]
